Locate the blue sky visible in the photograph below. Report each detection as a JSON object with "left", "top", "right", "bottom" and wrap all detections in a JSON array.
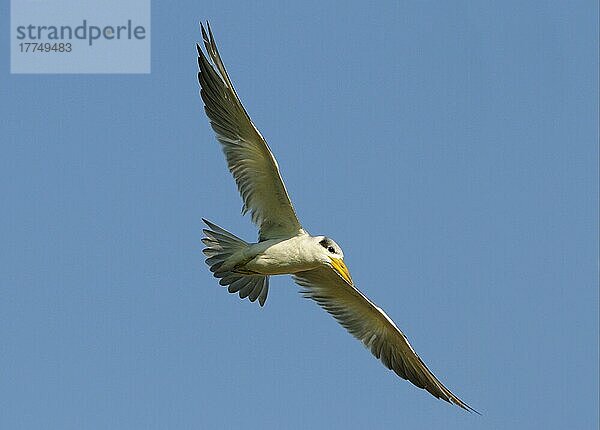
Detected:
[{"left": 1, "top": 1, "right": 598, "bottom": 429}]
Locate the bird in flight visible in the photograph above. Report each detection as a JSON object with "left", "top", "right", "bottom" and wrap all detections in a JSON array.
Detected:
[{"left": 197, "top": 22, "right": 477, "bottom": 413}]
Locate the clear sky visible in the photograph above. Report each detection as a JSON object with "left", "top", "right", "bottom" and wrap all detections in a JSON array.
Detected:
[{"left": 1, "top": 1, "right": 598, "bottom": 429}]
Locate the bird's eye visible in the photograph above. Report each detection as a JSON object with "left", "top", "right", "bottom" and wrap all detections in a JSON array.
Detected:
[{"left": 327, "top": 246, "right": 335, "bottom": 253}]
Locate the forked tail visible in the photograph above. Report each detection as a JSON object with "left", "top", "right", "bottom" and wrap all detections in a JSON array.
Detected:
[{"left": 201, "top": 219, "right": 269, "bottom": 306}]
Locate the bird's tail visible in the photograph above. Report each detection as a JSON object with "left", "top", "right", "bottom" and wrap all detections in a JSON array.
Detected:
[{"left": 202, "top": 218, "right": 269, "bottom": 306}]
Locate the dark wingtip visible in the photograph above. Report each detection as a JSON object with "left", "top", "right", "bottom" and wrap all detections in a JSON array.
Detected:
[
  {"left": 201, "top": 21, "right": 209, "bottom": 44},
  {"left": 468, "top": 405, "right": 482, "bottom": 415},
  {"left": 455, "top": 399, "right": 481, "bottom": 415}
]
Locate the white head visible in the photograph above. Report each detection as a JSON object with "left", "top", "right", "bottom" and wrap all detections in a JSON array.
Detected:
[{"left": 313, "top": 236, "right": 353, "bottom": 285}]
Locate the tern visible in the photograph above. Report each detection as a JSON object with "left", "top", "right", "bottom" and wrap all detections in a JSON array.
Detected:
[{"left": 197, "top": 22, "right": 476, "bottom": 412}]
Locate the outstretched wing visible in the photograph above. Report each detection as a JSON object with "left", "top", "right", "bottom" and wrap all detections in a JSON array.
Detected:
[
  {"left": 197, "top": 22, "right": 303, "bottom": 240},
  {"left": 293, "top": 267, "right": 477, "bottom": 413}
]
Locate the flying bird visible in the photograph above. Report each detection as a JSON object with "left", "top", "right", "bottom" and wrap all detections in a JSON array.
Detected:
[{"left": 197, "top": 22, "right": 476, "bottom": 413}]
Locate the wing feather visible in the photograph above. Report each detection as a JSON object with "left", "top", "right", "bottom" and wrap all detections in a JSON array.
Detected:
[
  {"left": 293, "top": 267, "right": 478, "bottom": 413},
  {"left": 197, "top": 22, "right": 303, "bottom": 240}
]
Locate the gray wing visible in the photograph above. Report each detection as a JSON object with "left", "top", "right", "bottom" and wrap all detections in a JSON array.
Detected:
[
  {"left": 293, "top": 267, "right": 477, "bottom": 413},
  {"left": 197, "top": 22, "right": 303, "bottom": 240}
]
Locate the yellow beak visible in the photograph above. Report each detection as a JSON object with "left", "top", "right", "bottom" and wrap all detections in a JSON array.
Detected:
[{"left": 330, "top": 257, "right": 353, "bottom": 286}]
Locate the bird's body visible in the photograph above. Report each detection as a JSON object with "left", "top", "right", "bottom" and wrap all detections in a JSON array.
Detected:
[
  {"left": 196, "top": 22, "right": 476, "bottom": 413},
  {"left": 245, "top": 235, "right": 323, "bottom": 275},
  {"left": 221, "top": 234, "right": 324, "bottom": 276}
]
